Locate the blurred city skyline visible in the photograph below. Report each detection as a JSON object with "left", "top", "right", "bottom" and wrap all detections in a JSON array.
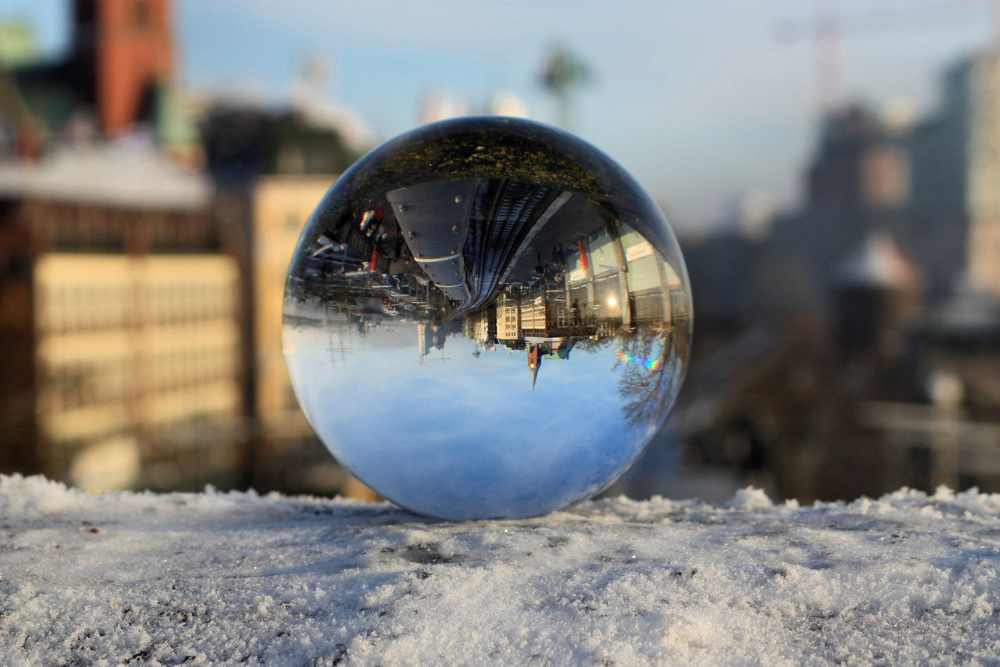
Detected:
[
  {"left": 3, "top": 0, "right": 1000, "bottom": 504},
  {"left": 1, "top": 0, "right": 994, "bottom": 229}
]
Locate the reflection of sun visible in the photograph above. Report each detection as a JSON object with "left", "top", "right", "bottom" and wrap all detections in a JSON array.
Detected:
[
  {"left": 617, "top": 351, "right": 662, "bottom": 371},
  {"left": 608, "top": 297, "right": 617, "bottom": 307}
]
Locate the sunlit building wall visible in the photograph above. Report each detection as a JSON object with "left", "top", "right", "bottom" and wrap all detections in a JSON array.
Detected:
[
  {"left": 253, "top": 176, "right": 331, "bottom": 445},
  {"left": 251, "top": 175, "right": 379, "bottom": 499},
  {"left": 520, "top": 296, "right": 548, "bottom": 336},
  {"left": 34, "top": 253, "right": 240, "bottom": 492},
  {"left": 0, "top": 149, "right": 245, "bottom": 493},
  {"left": 496, "top": 292, "right": 521, "bottom": 341},
  {"left": 967, "top": 51, "right": 1000, "bottom": 296}
]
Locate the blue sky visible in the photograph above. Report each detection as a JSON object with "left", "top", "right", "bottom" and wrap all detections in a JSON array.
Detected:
[
  {"left": 2, "top": 0, "right": 993, "bottom": 228},
  {"left": 283, "top": 324, "right": 671, "bottom": 519}
]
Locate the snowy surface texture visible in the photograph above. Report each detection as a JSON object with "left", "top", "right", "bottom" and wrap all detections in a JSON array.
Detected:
[{"left": 3, "top": 476, "right": 1000, "bottom": 666}]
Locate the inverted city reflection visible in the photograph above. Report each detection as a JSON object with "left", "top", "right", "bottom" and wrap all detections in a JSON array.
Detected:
[{"left": 284, "top": 118, "right": 691, "bottom": 520}]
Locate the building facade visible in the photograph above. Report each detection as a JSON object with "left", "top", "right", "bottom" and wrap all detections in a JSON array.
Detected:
[
  {"left": 250, "top": 174, "right": 378, "bottom": 499},
  {"left": 0, "top": 148, "right": 243, "bottom": 492},
  {"left": 967, "top": 52, "right": 1000, "bottom": 296},
  {"left": 253, "top": 176, "right": 330, "bottom": 450}
]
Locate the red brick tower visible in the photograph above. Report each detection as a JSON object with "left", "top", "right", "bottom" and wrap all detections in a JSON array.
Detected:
[{"left": 73, "top": 0, "right": 175, "bottom": 136}]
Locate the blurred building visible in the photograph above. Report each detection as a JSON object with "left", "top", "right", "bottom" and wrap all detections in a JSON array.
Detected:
[
  {"left": 250, "top": 175, "right": 379, "bottom": 497},
  {"left": 0, "top": 0, "right": 249, "bottom": 494},
  {"left": 199, "top": 86, "right": 378, "bottom": 495},
  {"left": 2, "top": 0, "right": 199, "bottom": 163},
  {"left": 199, "top": 86, "right": 387, "bottom": 497},
  {"left": 0, "top": 144, "right": 243, "bottom": 492},
  {"left": 201, "top": 104, "right": 358, "bottom": 186},
  {"left": 667, "top": 48, "right": 1000, "bottom": 503},
  {"left": 964, "top": 52, "right": 1000, "bottom": 298},
  {"left": 832, "top": 232, "right": 924, "bottom": 357},
  {"left": 204, "top": 114, "right": 384, "bottom": 496},
  {"left": 755, "top": 105, "right": 914, "bottom": 315},
  {"left": 186, "top": 19, "right": 382, "bottom": 498},
  {"left": 741, "top": 49, "right": 1000, "bottom": 319},
  {"left": 757, "top": 49, "right": 1000, "bottom": 310},
  {"left": 253, "top": 177, "right": 329, "bottom": 444},
  {"left": 0, "top": 0, "right": 383, "bottom": 498}
]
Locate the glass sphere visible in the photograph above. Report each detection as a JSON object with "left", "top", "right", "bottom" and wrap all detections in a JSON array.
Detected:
[{"left": 283, "top": 117, "right": 692, "bottom": 520}]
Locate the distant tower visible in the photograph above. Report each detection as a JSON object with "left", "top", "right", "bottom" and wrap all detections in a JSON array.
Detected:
[
  {"left": 527, "top": 343, "right": 542, "bottom": 391},
  {"left": 73, "top": 0, "right": 175, "bottom": 136}
]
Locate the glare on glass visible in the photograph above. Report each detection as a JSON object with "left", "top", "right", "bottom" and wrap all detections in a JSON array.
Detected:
[{"left": 284, "top": 117, "right": 692, "bottom": 520}]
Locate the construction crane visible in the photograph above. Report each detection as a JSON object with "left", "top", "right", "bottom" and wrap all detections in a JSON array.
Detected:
[{"left": 776, "top": 0, "right": 992, "bottom": 114}]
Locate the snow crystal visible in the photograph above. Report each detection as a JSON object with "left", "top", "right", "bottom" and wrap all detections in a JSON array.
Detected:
[
  {"left": 723, "top": 486, "right": 773, "bottom": 511},
  {"left": 2, "top": 474, "right": 1000, "bottom": 665}
]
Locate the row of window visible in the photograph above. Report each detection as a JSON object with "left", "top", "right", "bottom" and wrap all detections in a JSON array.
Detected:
[
  {"left": 149, "top": 347, "right": 237, "bottom": 391},
  {"left": 38, "top": 284, "right": 236, "bottom": 332},
  {"left": 39, "top": 345, "right": 237, "bottom": 412},
  {"left": 28, "top": 208, "right": 216, "bottom": 251},
  {"left": 40, "top": 360, "right": 130, "bottom": 410}
]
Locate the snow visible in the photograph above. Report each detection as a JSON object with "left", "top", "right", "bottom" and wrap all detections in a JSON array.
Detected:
[
  {"left": 834, "top": 231, "right": 921, "bottom": 290},
  {"left": 0, "top": 142, "right": 212, "bottom": 210},
  {"left": 3, "top": 476, "right": 1000, "bottom": 665}
]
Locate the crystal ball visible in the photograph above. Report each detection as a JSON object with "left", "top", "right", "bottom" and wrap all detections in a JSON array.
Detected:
[{"left": 283, "top": 117, "right": 692, "bottom": 520}]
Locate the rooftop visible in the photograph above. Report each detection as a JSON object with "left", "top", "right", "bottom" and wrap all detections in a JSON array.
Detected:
[{"left": 0, "top": 139, "right": 212, "bottom": 210}]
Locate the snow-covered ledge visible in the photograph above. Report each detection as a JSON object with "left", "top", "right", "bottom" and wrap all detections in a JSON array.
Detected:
[{"left": 2, "top": 475, "right": 999, "bottom": 665}]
